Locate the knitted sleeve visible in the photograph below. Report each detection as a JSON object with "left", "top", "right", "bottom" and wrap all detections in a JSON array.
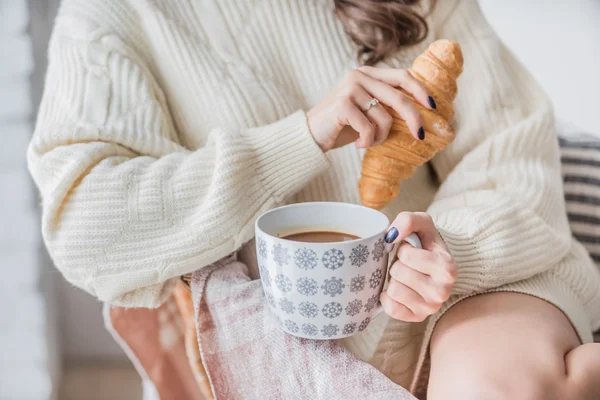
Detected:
[
  {"left": 426, "top": 0, "right": 572, "bottom": 295},
  {"left": 27, "top": 15, "right": 328, "bottom": 307}
]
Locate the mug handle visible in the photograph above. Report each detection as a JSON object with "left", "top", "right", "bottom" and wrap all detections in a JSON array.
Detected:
[{"left": 373, "top": 232, "right": 422, "bottom": 317}]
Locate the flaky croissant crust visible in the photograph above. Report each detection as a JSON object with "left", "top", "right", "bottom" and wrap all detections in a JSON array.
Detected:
[{"left": 359, "top": 40, "right": 464, "bottom": 210}]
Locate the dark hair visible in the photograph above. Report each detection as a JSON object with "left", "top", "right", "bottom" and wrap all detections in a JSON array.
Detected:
[{"left": 334, "top": 0, "right": 430, "bottom": 66}]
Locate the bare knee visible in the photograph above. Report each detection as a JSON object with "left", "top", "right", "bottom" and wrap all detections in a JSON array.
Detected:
[
  {"left": 430, "top": 344, "right": 600, "bottom": 400},
  {"left": 429, "top": 365, "right": 563, "bottom": 400},
  {"left": 564, "top": 343, "right": 600, "bottom": 399},
  {"left": 426, "top": 293, "right": 599, "bottom": 400}
]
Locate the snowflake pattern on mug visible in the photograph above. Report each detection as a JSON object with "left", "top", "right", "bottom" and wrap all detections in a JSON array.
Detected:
[
  {"left": 349, "top": 275, "right": 366, "bottom": 293},
  {"left": 372, "top": 238, "right": 385, "bottom": 262},
  {"left": 265, "top": 292, "right": 276, "bottom": 309},
  {"left": 274, "top": 274, "right": 292, "bottom": 293},
  {"left": 259, "top": 264, "right": 271, "bottom": 287},
  {"left": 284, "top": 320, "right": 299, "bottom": 333},
  {"left": 272, "top": 243, "right": 290, "bottom": 267},
  {"left": 296, "top": 277, "right": 318, "bottom": 296},
  {"left": 358, "top": 317, "right": 371, "bottom": 332},
  {"left": 349, "top": 244, "right": 369, "bottom": 267},
  {"left": 342, "top": 322, "right": 357, "bottom": 335},
  {"left": 321, "top": 324, "right": 340, "bottom": 338},
  {"left": 257, "top": 236, "right": 268, "bottom": 259},
  {"left": 298, "top": 302, "right": 319, "bottom": 318},
  {"left": 369, "top": 268, "right": 383, "bottom": 289},
  {"left": 294, "top": 248, "right": 318, "bottom": 270},
  {"left": 322, "top": 302, "right": 343, "bottom": 318},
  {"left": 302, "top": 323, "right": 318, "bottom": 337},
  {"left": 321, "top": 277, "right": 345, "bottom": 297},
  {"left": 278, "top": 298, "right": 295, "bottom": 315},
  {"left": 364, "top": 294, "right": 379, "bottom": 313},
  {"left": 322, "top": 249, "right": 345, "bottom": 270},
  {"left": 345, "top": 299, "right": 363, "bottom": 316}
]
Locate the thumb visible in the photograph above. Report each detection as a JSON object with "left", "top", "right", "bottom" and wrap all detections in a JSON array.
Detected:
[{"left": 384, "top": 212, "right": 435, "bottom": 245}]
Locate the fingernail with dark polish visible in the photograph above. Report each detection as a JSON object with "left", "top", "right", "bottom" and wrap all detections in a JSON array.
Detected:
[
  {"left": 428, "top": 96, "right": 437, "bottom": 109},
  {"left": 418, "top": 126, "right": 425, "bottom": 140},
  {"left": 385, "top": 227, "right": 399, "bottom": 243}
]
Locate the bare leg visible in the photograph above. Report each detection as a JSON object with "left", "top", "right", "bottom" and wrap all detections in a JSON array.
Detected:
[{"left": 427, "top": 292, "right": 600, "bottom": 400}]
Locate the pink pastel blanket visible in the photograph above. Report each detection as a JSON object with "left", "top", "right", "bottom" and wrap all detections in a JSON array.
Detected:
[
  {"left": 190, "top": 257, "right": 415, "bottom": 399},
  {"left": 106, "top": 255, "right": 416, "bottom": 399}
]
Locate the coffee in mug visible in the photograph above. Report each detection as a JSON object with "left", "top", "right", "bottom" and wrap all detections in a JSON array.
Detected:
[
  {"left": 282, "top": 231, "right": 360, "bottom": 243},
  {"left": 255, "top": 202, "right": 421, "bottom": 340}
]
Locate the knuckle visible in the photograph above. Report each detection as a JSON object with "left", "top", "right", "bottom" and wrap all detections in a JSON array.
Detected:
[
  {"left": 337, "top": 88, "right": 350, "bottom": 98},
  {"left": 413, "top": 312, "right": 428, "bottom": 323},
  {"left": 439, "top": 275, "right": 455, "bottom": 289},
  {"left": 419, "top": 299, "right": 439, "bottom": 315},
  {"left": 389, "top": 261, "right": 401, "bottom": 278},
  {"left": 393, "top": 90, "right": 408, "bottom": 108},
  {"left": 338, "top": 82, "right": 359, "bottom": 98},
  {"left": 387, "top": 281, "right": 400, "bottom": 299},
  {"left": 347, "top": 81, "right": 362, "bottom": 94},
  {"left": 421, "top": 304, "right": 435, "bottom": 316},
  {"left": 430, "top": 294, "right": 445, "bottom": 305},
  {"left": 381, "top": 113, "right": 393, "bottom": 131},
  {"left": 415, "top": 113, "right": 425, "bottom": 125},
  {"left": 437, "top": 271, "right": 454, "bottom": 287},
  {"left": 384, "top": 301, "right": 403, "bottom": 320},
  {"left": 396, "top": 211, "right": 414, "bottom": 229},
  {"left": 336, "top": 97, "right": 353, "bottom": 113},
  {"left": 391, "top": 308, "right": 407, "bottom": 321},
  {"left": 432, "top": 286, "right": 450, "bottom": 304},
  {"left": 416, "top": 212, "right": 433, "bottom": 223},
  {"left": 374, "top": 129, "right": 388, "bottom": 146},
  {"left": 346, "top": 69, "right": 363, "bottom": 83},
  {"left": 427, "top": 302, "right": 442, "bottom": 315},
  {"left": 405, "top": 103, "right": 422, "bottom": 119},
  {"left": 383, "top": 112, "right": 393, "bottom": 124},
  {"left": 396, "top": 267, "right": 409, "bottom": 284},
  {"left": 397, "top": 249, "right": 411, "bottom": 266},
  {"left": 443, "top": 260, "right": 458, "bottom": 283},
  {"left": 397, "top": 69, "right": 411, "bottom": 81},
  {"left": 361, "top": 125, "right": 375, "bottom": 143},
  {"left": 442, "top": 284, "right": 453, "bottom": 300}
]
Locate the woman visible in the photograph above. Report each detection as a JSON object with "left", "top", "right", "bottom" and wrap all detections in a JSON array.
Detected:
[{"left": 29, "top": 0, "right": 600, "bottom": 397}]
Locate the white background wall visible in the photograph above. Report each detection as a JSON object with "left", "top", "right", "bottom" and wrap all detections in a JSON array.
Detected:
[
  {"left": 1, "top": 1, "right": 598, "bottom": 380},
  {"left": 480, "top": 0, "right": 600, "bottom": 136},
  {"left": 1, "top": 0, "right": 61, "bottom": 398}
]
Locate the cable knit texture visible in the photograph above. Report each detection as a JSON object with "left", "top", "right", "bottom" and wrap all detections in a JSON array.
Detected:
[{"left": 28, "top": 0, "right": 600, "bottom": 391}]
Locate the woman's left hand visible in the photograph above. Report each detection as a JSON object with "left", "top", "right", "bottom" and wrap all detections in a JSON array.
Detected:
[{"left": 381, "top": 212, "right": 457, "bottom": 322}]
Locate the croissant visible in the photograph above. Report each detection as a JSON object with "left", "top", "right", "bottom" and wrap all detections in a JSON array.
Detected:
[{"left": 359, "top": 39, "right": 464, "bottom": 209}]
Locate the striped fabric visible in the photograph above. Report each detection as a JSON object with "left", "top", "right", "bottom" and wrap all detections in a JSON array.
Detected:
[{"left": 559, "top": 136, "right": 600, "bottom": 267}]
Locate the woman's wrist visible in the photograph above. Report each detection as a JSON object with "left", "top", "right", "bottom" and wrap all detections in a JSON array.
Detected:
[{"left": 306, "top": 110, "right": 329, "bottom": 153}]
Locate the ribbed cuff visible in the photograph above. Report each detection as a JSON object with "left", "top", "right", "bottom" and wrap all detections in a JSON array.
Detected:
[
  {"left": 430, "top": 207, "right": 489, "bottom": 294},
  {"left": 435, "top": 222, "right": 485, "bottom": 294},
  {"left": 244, "top": 110, "right": 330, "bottom": 202},
  {"left": 431, "top": 203, "right": 572, "bottom": 296}
]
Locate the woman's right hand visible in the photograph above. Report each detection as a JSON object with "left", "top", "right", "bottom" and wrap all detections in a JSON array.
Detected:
[{"left": 307, "top": 66, "right": 436, "bottom": 152}]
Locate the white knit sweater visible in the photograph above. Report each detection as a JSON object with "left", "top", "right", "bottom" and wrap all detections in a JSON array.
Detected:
[{"left": 29, "top": 0, "right": 600, "bottom": 391}]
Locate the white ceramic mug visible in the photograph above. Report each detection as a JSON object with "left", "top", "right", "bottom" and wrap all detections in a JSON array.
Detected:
[{"left": 255, "top": 202, "right": 421, "bottom": 340}]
